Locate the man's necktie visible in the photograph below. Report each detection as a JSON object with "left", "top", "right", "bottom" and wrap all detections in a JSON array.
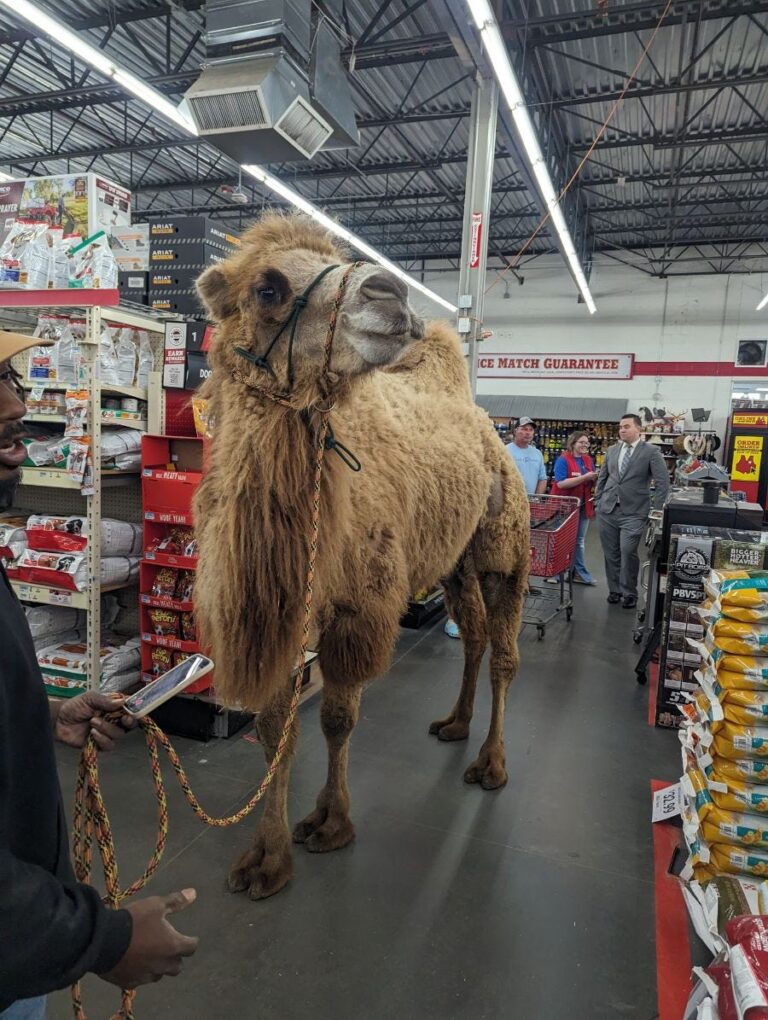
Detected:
[{"left": 619, "top": 442, "right": 633, "bottom": 479}]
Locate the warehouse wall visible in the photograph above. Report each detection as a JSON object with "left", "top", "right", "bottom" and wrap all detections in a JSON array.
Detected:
[{"left": 416, "top": 258, "right": 768, "bottom": 439}]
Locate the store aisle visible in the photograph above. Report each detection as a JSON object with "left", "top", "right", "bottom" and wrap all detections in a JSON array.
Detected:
[{"left": 50, "top": 540, "right": 680, "bottom": 1019}]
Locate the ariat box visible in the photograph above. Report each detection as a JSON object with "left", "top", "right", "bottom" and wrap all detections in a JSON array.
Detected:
[
  {"left": 149, "top": 289, "right": 204, "bottom": 317},
  {"left": 118, "top": 271, "right": 148, "bottom": 304},
  {"left": 149, "top": 243, "right": 231, "bottom": 267},
  {"left": 148, "top": 218, "right": 240, "bottom": 247}
]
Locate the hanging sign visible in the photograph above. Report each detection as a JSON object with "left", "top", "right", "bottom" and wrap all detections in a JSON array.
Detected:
[
  {"left": 477, "top": 353, "right": 634, "bottom": 379},
  {"left": 469, "top": 212, "right": 483, "bottom": 269}
]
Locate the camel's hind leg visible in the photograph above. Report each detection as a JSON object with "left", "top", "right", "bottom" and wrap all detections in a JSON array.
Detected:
[
  {"left": 429, "top": 555, "right": 488, "bottom": 741},
  {"left": 293, "top": 680, "right": 362, "bottom": 853},
  {"left": 227, "top": 682, "right": 297, "bottom": 899},
  {"left": 463, "top": 571, "right": 525, "bottom": 790}
]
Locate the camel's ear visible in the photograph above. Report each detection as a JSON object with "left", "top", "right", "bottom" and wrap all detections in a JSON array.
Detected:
[{"left": 196, "top": 265, "right": 236, "bottom": 321}]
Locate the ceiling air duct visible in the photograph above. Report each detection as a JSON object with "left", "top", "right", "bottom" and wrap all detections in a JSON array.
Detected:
[{"left": 185, "top": 0, "right": 359, "bottom": 163}]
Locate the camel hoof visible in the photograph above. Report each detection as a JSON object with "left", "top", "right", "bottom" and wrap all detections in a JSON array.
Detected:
[
  {"left": 292, "top": 807, "right": 325, "bottom": 844},
  {"left": 437, "top": 721, "right": 470, "bottom": 742},
  {"left": 464, "top": 753, "right": 508, "bottom": 790},
  {"left": 305, "top": 819, "right": 355, "bottom": 854},
  {"left": 227, "top": 842, "right": 293, "bottom": 900}
]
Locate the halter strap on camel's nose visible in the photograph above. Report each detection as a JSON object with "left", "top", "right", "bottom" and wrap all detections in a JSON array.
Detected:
[{"left": 235, "top": 261, "right": 360, "bottom": 391}]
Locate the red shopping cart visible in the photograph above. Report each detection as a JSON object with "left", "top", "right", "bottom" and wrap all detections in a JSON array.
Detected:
[{"left": 524, "top": 493, "right": 580, "bottom": 640}]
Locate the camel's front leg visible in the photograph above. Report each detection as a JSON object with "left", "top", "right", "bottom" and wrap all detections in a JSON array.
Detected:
[
  {"left": 228, "top": 683, "right": 298, "bottom": 899},
  {"left": 293, "top": 681, "right": 361, "bottom": 853}
]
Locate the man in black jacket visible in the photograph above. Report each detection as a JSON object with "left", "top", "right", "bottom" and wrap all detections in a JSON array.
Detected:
[{"left": 0, "top": 331, "right": 198, "bottom": 1018}]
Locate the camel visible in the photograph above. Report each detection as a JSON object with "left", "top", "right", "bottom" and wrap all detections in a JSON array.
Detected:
[{"left": 193, "top": 212, "right": 530, "bottom": 900}]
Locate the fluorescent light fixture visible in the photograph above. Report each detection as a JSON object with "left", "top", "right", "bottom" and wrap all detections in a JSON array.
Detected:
[
  {"left": 0, "top": 0, "right": 454, "bottom": 313},
  {"left": 467, "top": 0, "right": 597, "bottom": 314},
  {"left": 758, "top": 291, "right": 768, "bottom": 311},
  {"left": 0, "top": 171, "right": 15, "bottom": 183},
  {"left": 243, "top": 165, "right": 457, "bottom": 312},
  {"left": 0, "top": 0, "right": 198, "bottom": 136}
]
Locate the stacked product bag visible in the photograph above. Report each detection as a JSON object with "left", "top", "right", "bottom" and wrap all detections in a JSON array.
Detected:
[
  {"left": 38, "top": 635, "right": 142, "bottom": 696},
  {"left": 681, "top": 570, "right": 768, "bottom": 884},
  {"left": 14, "top": 514, "right": 141, "bottom": 592},
  {"left": 682, "top": 914, "right": 768, "bottom": 1018},
  {"left": 24, "top": 596, "right": 119, "bottom": 650}
]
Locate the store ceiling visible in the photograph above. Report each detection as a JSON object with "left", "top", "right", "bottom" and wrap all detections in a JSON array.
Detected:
[{"left": 0, "top": 0, "right": 766, "bottom": 278}]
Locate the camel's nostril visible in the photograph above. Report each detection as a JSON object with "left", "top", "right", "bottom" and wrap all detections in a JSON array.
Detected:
[{"left": 360, "top": 272, "right": 407, "bottom": 302}]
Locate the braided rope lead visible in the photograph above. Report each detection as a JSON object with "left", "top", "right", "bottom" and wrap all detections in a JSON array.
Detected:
[{"left": 70, "top": 263, "right": 357, "bottom": 1019}]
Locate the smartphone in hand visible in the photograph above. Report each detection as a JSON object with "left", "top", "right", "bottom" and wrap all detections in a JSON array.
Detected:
[{"left": 123, "top": 655, "right": 214, "bottom": 718}]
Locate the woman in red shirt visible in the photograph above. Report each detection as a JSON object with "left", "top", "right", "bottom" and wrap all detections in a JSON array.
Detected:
[{"left": 551, "top": 431, "right": 599, "bottom": 584}]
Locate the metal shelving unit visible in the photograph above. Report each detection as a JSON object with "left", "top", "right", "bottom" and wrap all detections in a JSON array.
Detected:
[{"left": 3, "top": 292, "right": 166, "bottom": 693}]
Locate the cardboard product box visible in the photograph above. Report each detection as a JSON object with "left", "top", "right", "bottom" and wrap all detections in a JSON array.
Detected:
[
  {"left": 150, "top": 267, "right": 207, "bottom": 290},
  {"left": 164, "top": 320, "right": 210, "bottom": 353},
  {"left": 148, "top": 217, "right": 240, "bottom": 248},
  {"left": 655, "top": 525, "right": 768, "bottom": 728},
  {"left": 149, "top": 242, "right": 232, "bottom": 267},
  {"left": 118, "top": 271, "right": 148, "bottom": 305},
  {"left": 149, "top": 288, "right": 205, "bottom": 317},
  {"left": 0, "top": 173, "right": 131, "bottom": 246},
  {"left": 110, "top": 224, "right": 149, "bottom": 271}
]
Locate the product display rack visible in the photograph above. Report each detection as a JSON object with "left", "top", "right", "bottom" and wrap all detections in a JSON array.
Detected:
[{"left": 2, "top": 292, "right": 166, "bottom": 694}]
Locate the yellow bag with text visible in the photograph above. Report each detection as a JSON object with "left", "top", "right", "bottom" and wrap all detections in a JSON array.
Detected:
[
  {"left": 708, "top": 772, "right": 768, "bottom": 815},
  {"left": 705, "top": 570, "right": 768, "bottom": 609},
  {"left": 710, "top": 755, "right": 768, "bottom": 785},
  {"left": 708, "top": 843, "right": 768, "bottom": 879},
  {"left": 711, "top": 721, "right": 768, "bottom": 760},
  {"left": 710, "top": 618, "right": 768, "bottom": 655}
]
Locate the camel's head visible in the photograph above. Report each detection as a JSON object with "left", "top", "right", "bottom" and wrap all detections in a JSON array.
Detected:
[{"left": 197, "top": 212, "right": 425, "bottom": 396}]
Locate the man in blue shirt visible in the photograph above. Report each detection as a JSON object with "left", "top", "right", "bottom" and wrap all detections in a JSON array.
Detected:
[{"left": 505, "top": 417, "right": 547, "bottom": 494}]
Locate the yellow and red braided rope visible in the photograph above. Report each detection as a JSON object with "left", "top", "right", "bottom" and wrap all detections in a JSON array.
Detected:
[{"left": 70, "top": 263, "right": 356, "bottom": 1019}]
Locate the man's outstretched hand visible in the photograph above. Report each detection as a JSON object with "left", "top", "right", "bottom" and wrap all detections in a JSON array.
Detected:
[{"left": 52, "top": 691, "right": 136, "bottom": 750}]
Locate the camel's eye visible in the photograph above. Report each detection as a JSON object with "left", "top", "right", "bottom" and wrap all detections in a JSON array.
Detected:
[{"left": 257, "top": 286, "right": 277, "bottom": 303}]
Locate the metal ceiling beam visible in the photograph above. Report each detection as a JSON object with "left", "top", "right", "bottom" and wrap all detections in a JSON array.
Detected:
[
  {"left": 574, "top": 124, "right": 768, "bottom": 151},
  {"left": 501, "top": 1, "right": 768, "bottom": 46},
  {"left": 551, "top": 71, "right": 768, "bottom": 109},
  {"left": 0, "top": 1, "right": 205, "bottom": 45},
  {"left": 0, "top": 72, "right": 198, "bottom": 118}
]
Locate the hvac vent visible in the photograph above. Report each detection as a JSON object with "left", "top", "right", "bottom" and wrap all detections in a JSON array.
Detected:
[
  {"left": 189, "top": 89, "right": 268, "bottom": 132},
  {"left": 275, "top": 95, "right": 332, "bottom": 157}
]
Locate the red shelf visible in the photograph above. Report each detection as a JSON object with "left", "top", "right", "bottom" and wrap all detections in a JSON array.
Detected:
[
  {"left": 142, "top": 633, "right": 199, "bottom": 653},
  {"left": 0, "top": 288, "right": 120, "bottom": 307},
  {"left": 140, "top": 592, "right": 194, "bottom": 612},
  {"left": 144, "top": 551, "right": 198, "bottom": 570},
  {"left": 144, "top": 510, "right": 194, "bottom": 526}
]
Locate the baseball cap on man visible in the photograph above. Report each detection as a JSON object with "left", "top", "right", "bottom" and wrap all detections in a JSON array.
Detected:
[
  {"left": 0, "top": 329, "right": 52, "bottom": 363},
  {"left": 517, "top": 416, "right": 536, "bottom": 428}
]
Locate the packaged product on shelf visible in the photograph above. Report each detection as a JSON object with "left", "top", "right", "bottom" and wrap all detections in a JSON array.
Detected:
[
  {"left": 711, "top": 722, "right": 768, "bottom": 760},
  {"left": 150, "top": 645, "right": 173, "bottom": 675},
  {"left": 68, "top": 231, "right": 118, "bottom": 289},
  {"left": 25, "top": 515, "right": 142, "bottom": 556},
  {"left": 151, "top": 567, "right": 178, "bottom": 598},
  {"left": 100, "top": 427, "right": 142, "bottom": 462},
  {"left": 180, "top": 611, "right": 195, "bottom": 641},
  {"left": 709, "top": 619, "right": 768, "bottom": 655},
  {"left": 709, "top": 756, "right": 768, "bottom": 785},
  {"left": 136, "top": 331, "right": 153, "bottom": 390},
  {"left": 22, "top": 431, "right": 69, "bottom": 468},
  {"left": 99, "top": 327, "right": 120, "bottom": 385},
  {"left": 115, "top": 329, "right": 138, "bottom": 386},
  {"left": 25, "top": 388, "right": 66, "bottom": 416},
  {"left": 37, "top": 634, "right": 141, "bottom": 695},
  {"left": 48, "top": 232, "right": 80, "bottom": 289},
  {"left": 0, "top": 515, "right": 29, "bottom": 560},
  {"left": 24, "top": 604, "right": 85, "bottom": 641},
  {"left": 0, "top": 220, "right": 49, "bottom": 289},
  {"left": 56, "top": 320, "right": 81, "bottom": 385},
  {"left": 147, "top": 527, "right": 196, "bottom": 556},
  {"left": 705, "top": 569, "right": 768, "bottom": 609},
  {"left": 175, "top": 570, "right": 194, "bottom": 602},
  {"left": 18, "top": 549, "right": 140, "bottom": 591},
  {"left": 107, "top": 451, "right": 142, "bottom": 472},
  {"left": 148, "top": 608, "right": 179, "bottom": 637},
  {"left": 66, "top": 438, "right": 90, "bottom": 485},
  {"left": 64, "top": 389, "right": 88, "bottom": 437}
]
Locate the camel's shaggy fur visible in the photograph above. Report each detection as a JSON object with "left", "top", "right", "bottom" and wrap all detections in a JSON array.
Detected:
[{"left": 193, "top": 212, "right": 530, "bottom": 899}]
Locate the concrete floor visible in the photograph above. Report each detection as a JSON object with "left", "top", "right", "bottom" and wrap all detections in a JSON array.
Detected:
[{"left": 49, "top": 534, "right": 680, "bottom": 1019}]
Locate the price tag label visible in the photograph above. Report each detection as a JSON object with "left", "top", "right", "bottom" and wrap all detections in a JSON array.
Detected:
[
  {"left": 50, "top": 590, "right": 72, "bottom": 606},
  {"left": 652, "top": 783, "right": 682, "bottom": 822}
]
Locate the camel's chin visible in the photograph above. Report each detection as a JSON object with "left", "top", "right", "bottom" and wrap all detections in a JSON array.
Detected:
[{"left": 355, "top": 334, "right": 420, "bottom": 369}]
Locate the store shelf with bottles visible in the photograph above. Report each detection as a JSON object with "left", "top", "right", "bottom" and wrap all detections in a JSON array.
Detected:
[
  {"left": 2, "top": 297, "right": 168, "bottom": 695},
  {"left": 533, "top": 419, "right": 620, "bottom": 480}
]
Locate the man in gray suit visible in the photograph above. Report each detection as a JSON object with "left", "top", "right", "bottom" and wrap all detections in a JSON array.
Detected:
[{"left": 595, "top": 413, "right": 670, "bottom": 609}]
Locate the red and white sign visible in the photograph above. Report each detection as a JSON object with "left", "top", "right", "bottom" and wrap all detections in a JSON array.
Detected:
[
  {"left": 477, "top": 353, "right": 634, "bottom": 380},
  {"left": 469, "top": 212, "right": 483, "bottom": 269}
]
